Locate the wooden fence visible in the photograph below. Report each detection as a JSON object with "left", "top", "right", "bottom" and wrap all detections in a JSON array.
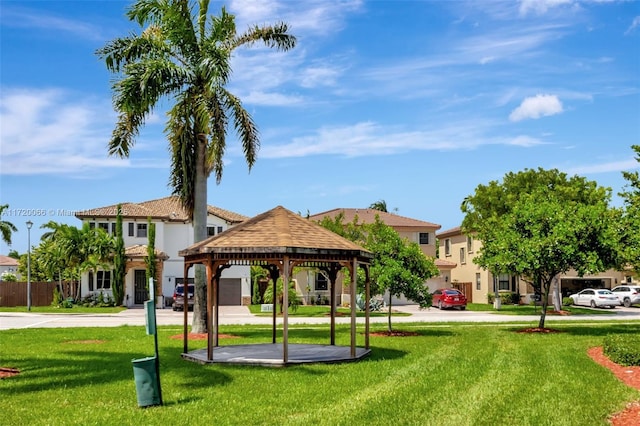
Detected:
[{"left": 0, "top": 281, "right": 74, "bottom": 307}]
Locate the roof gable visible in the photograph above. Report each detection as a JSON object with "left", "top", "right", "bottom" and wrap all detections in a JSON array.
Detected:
[
  {"left": 75, "top": 196, "right": 248, "bottom": 223},
  {"left": 309, "top": 208, "right": 440, "bottom": 229}
]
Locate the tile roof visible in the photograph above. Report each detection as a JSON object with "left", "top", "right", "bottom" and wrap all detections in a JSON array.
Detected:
[
  {"left": 434, "top": 258, "right": 457, "bottom": 268},
  {"left": 180, "top": 206, "right": 372, "bottom": 257},
  {"left": 125, "top": 245, "right": 169, "bottom": 260},
  {"left": 0, "top": 255, "right": 19, "bottom": 266},
  {"left": 436, "top": 226, "right": 462, "bottom": 237},
  {"left": 308, "top": 208, "right": 441, "bottom": 229},
  {"left": 75, "top": 196, "right": 248, "bottom": 224}
]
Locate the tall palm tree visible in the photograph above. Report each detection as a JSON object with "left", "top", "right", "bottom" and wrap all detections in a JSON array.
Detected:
[
  {"left": 0, "top": 204, "right": 18, "bottom": 245},
  {"left": 97, "top": 0, "right": 296, "bottom": 332},
  {"left": 369, "top": 200, "right": 388, "bottom": 213}
]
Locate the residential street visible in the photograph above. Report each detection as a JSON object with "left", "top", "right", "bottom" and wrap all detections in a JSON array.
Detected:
[{"left": 2, "top": 305, "right": 640, "bottom": 330}]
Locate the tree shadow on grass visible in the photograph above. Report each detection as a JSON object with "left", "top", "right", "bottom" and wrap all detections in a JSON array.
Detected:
[
  {"left": 503, "top": 323, "right": 640, "bottom": 337},
  {"left": 2, "top": 348, "right": 231, "bottom": 396}
]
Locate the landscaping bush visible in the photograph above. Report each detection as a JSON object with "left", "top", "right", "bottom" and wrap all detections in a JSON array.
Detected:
[
  {"left": 603, "top": 334, "right": 640, "bottom": 366},
  {"left": 487, "top": 292, "right": 517, "bottom": 305},
  {"left": 562, "top": 297, "right": 573, "bottom": 306}
]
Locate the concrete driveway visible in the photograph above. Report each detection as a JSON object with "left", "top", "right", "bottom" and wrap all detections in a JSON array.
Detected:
[{"left": 1, "top": 304, "right": 639, "bottom": 330}]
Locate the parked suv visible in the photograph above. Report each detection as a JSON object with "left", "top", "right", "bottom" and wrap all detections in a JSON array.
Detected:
[
  {"left": 172, "top": 283, "right": 195, "bottom": 311},
  {"left": 611, "top": 285, "right": 640, "bottom": 308}
]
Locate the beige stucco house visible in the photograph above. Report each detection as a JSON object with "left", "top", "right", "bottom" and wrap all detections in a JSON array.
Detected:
[
  {"left": 295, "top": 208, "right": 446, "bottom": 305},
  {"left": 436, "top": 226, "right": 635, "bottom": 304}
]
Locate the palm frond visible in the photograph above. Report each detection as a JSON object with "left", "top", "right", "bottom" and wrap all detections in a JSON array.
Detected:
[{"left": 233, "top": 22, "right": 297, "bottom": 51}]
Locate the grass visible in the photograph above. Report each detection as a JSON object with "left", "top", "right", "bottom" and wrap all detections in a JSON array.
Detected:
[
  {"left": 466, "top": 303, "right": 616, "bottom": 315},
  {"left": 1, "top": 321, "right": 639, "bottom": 425},
  {"left": 0, "top": 305, "right": 127, "bottom": 314},
  {"left": 247, "top": 304, "right": 410, "bottom": 317}
]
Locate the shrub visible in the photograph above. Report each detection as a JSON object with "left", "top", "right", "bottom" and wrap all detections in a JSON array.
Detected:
[
  {"left": 562, "top": 297, "right": 573, "bottom": 306},
  {"left": 603, "top": 334, "right": 640, "bottom": 366},
  {"left": 51, "top": 287, "right": 64, "bottom": 307},
  {"left": 263, "top": 279, "right": 301, "bottom": 313},
  {"left": 487, "top": 292, "right": 517, "bottom": 305}
]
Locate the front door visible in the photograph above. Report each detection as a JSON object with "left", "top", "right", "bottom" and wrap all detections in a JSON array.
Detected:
[{"left": 134, "top": 270, "right": 148, "bottom": 304}]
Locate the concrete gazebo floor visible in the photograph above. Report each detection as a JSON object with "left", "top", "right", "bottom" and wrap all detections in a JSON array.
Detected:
[{"left": 182, "top": 343, "right": 371, "bottom": 367}]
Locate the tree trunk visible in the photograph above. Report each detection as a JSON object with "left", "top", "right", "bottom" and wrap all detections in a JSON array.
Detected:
[
  {"left": 191, "top": 135, "right": 208, "bottom": 334},
  {"left": 538, "top": 280, "right": 552, "bottom": 329},
  {"left": 387, "top": 294, "right": 393, "bottom": 333}
]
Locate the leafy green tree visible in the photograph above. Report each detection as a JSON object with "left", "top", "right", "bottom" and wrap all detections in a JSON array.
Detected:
[
  {"left": 618, "top": 145, "right": 640, "bottom": 276},
  {"left": 7, "top": 249, "right": 20, "bottom": 259},
  {"left": 97, "top": 0, "right": 296, "bottom": 333},
  {"left": 364, "top": 217, "right": 438, "bottom": 332},
  {"left": 146, "top": 218, "right": 157, "bottom": 299},
  {"left": 112, "top": 204, "right": 126, "bottom": 306},
  {"left": 461, "top": 168, "right": 619, "bottom": 329},
  {"left": 0, "top": 204, "right": 18, "bottom": 245},
  {"left": 317, "top": 213, "right": 438, "bottom": 332}
]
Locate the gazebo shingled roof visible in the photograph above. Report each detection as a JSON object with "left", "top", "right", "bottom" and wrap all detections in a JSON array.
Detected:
[{"left": 178, "top": 205, "right": 374, "bottom": 366}]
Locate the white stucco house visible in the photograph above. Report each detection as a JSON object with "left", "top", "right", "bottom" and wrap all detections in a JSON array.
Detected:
[{"left": 75, "top": 196, "right": 251, "bottom": 307}]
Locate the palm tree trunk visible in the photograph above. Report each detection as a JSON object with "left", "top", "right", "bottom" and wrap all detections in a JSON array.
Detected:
[{"left": 192, "top": 135, "right": 208, "bottom": 334}]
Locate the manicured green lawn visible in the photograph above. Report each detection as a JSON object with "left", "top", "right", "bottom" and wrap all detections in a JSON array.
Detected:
[
  {"left": 0, "top": 306, "right": 127, "bottom": 314},
  {"left": 1, "top": 321, "right": 639, "bottom": 425},
  {"left": 466, "top": 303, "right": 615, "bottom": 315},
  {"left": 248, "top": 304, "right": 410, "bottom": 317}
]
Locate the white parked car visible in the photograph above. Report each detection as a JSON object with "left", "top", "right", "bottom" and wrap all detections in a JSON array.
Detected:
[
  {"left": 611, "top": 285, "right": 640, "bottom": 308},
  {"left": 569, "top": 288, "right": 620, "bottom": 308}
]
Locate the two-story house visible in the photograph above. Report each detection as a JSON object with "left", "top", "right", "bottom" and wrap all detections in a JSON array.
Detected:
[
  {"left": 75, "top": 196, "right": 251, "bottom": 307},
  {"left": 437, "top": 226, "right": 634, "bottom": 304},
  {"left": 300, "top": 208, "right": 449, "bottom": 305}
]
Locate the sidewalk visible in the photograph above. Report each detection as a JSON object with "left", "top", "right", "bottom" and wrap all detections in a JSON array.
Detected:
[{"left": 2, "top": 304, "right": 640, "bottom": 330}]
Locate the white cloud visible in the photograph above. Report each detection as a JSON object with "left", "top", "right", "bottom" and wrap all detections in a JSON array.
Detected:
[
  {"left": 564, "top": 159, "right": 639, "bottom": 175},
  {"left": 519, "top": 0, "right": 573, "bottom": 16},
  {"left": 508, "top": 135, "right": 547, "bottom": 147},
  {"left": 260, "top": 119, "right": 538, "bottom": 159},
  {"left": 509, "top": 94, "right": 564, "bottom": 121},
  {"left": 1, "top": 6, "right": 106, "bottom": 41},
  {"left": 0, "top": 88, "right": 159, "bottom": 176},
  {"left": 625, "top": 16, "right": 640, "bottom": 34}
]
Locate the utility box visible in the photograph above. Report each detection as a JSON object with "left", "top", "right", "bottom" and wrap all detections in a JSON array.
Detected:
[{"left": 132, "top": 356, "right": 161, "bottom": 407}]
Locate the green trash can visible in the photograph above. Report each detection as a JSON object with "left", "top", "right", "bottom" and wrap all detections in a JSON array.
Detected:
[{"left": 132, "top": 356, "right": 161, "bottom": 407}]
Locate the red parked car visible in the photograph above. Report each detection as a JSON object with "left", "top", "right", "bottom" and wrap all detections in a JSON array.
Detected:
[{"left": 432, "top": 288, "right": 467, "bottom": 310}]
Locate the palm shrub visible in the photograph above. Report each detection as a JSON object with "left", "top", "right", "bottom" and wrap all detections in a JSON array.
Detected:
[{"left": 263, "top": 279, "right": 300, "bottom": 313}]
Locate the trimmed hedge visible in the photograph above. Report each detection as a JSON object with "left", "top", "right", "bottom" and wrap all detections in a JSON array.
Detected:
[{"left": 603, "top": 334, "right": 640, "bottom": 366}]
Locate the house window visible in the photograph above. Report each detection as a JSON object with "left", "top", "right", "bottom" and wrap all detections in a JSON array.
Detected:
[
  {"left": 128, "top": 223, "right": 134, "bottom": 237},
  {"left": 476, "top": 273, "right": 481, "bottom": 290},
  {"left": 217, "top": 226, "right": 223, "bottom": 234},
  {"left": 315, "top": 273, "right": 328, "bottom": 291},
  {"left": 460, "top": 247, "right": 466, "bottom": 264},
  {"left": 419, "top": 233, "right": 429, "bottom": 244},
  {"left": 96, "top": 271, "right": 111, "bottom": 290},
  {"left": 136, "top": 223, "right": 147, "bottom": 238},
  {"left": 467, "top": 236, "right": 473, "bottom": 253},
  {"left": 207, "top": 226, "right": 216, "bottom": 237},
  {"left": 88, "top": 271, "right": 94, "bottom": 292},
  {"left": 111, "top": 223, "right": 116, "bottom": 235},
  {"left": 498, "top": 273, "right": 510, "bottom": 291},
  {"left": 89, "top": 222, "right": 96, "bottom": 229},
  {"left": 444, "top": 239, "right": 451, "bottom": 256},
  {"left": 98, "top": 222, "right": 110, "bottom": 233}
]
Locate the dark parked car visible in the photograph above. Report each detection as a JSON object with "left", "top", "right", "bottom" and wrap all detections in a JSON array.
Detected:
[
  {"left": 432, "top": 288, "right": 467, "bottom": 310},
  {"left": 172, "top": 283, "right": 194, "bottom": 311}
]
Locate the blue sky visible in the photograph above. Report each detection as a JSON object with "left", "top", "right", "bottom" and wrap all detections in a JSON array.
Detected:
[{"left": 1, "top": 0, "right": 639, "bottom": 255}]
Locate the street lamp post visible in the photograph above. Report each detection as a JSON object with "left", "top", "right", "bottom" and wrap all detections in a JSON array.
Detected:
[{"left": 26, "top": 220, "right": 33, "bottom": 311}]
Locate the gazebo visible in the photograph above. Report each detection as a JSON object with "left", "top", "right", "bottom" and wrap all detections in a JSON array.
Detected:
[{"left": 178, "top": 205, "right": 374, "bottom": 366}]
